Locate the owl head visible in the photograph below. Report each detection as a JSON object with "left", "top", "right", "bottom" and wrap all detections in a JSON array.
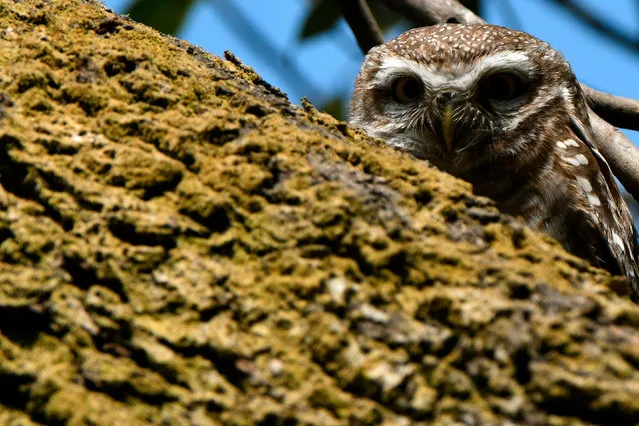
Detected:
[{"left": 349, "top": 24, "right": 591, "bottom": 176}]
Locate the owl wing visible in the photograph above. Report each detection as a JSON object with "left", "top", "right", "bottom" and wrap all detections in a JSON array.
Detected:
[{"left": 560, "top": 117, "right": 639, "bottom": 301}]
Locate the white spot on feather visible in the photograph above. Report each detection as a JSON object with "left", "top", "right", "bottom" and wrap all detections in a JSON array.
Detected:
[
  {"left": 575, "top": 154, "right": 589, "bottom": 165},
  {"left": 576, "top": 176, "right": 592, "bottom": 193},
  {"left": 560, "top": 86, "right": 573, "bottom": 103},
  {"left": 563, "top": 157, "right": 581, "bottom": 166},
  {"left": 564, "top": 154, "right": 588, "bottom": 166},
  {"left": 612, "top": 232, "right": 625, "bottom": 250},
  {"left": 588, "top": 194, "right": 601, "bottom": 206}
]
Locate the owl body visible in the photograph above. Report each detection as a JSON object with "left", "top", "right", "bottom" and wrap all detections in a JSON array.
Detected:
[{"left": 349, "top": 24, "right": 639, "bottom": 301}]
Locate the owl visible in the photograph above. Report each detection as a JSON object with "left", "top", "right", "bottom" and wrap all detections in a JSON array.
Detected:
[{"left": 349, "top": 24, "right": 639, "bottom": 302}]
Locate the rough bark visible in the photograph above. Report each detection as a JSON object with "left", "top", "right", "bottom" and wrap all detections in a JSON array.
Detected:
[{"left": 0, "top": 1, "right": 639, "bottom": 425}]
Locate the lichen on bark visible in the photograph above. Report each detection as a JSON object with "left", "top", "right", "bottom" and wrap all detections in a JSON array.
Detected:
[{"left": 0, "top": 0, "right": 638, "bottom": 425}]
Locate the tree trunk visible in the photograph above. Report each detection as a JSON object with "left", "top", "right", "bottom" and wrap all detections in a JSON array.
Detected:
[{"left": 0, "top": 1, "right": 638, "bottom": 425}]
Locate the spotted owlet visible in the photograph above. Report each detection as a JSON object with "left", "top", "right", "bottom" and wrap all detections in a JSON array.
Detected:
[{"left": 349, "top": 24, "right": 639, "bottom": 301}]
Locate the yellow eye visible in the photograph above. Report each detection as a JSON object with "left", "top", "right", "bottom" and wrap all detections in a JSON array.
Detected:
[
  {"left": 479, "top": 73, "right": 526, "bottom": 101},
  {"left": 391, "top": 76, "right": 422, "bottom": 103}
]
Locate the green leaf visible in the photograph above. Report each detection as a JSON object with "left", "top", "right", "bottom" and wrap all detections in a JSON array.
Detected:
[
  {"left": 125, "top": 0, "right": 196, "bottom": 35},
  {"left": 320, "top": 96, "right": 346, "bottom": 120},
  {"left": 299, "top": 0, "right": 342, "bottom": 40}
]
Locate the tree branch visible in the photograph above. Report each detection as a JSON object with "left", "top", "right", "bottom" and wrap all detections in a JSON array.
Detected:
[
  {"left": 580, "top": 84, "right": 639, "bottom": 132},
  {"left": 337, "top": 0, "right": 384, "bottom": 53},
  {"left": 587, "top": 110, "right": 639, "bottom": 202},
  {"left": 380, "top": 0, "right": 484, "bottom": 25}
]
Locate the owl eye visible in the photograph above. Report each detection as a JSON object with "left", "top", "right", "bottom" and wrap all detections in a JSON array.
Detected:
[
  {"left": 478, "top": 73, "right": 526, "bottom": 101},
  {"left": 391, "top": 76, "right": 422, "bottom": 103}
]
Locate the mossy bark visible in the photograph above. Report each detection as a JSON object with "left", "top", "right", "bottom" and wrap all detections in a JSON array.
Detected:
[{"left": 1, "top": 1, "right": 638, "bottom": 425}]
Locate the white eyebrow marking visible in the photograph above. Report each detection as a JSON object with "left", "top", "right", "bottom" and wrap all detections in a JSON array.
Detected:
[
  {"left": 373, "top": 51, "right": 534, "bottom": 92},
  {"left": 371, "top": 56, "right": 448, "bottom": 88}
]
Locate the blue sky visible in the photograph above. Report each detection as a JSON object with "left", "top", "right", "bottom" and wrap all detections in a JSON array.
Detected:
[{"left": 103, "top": 0, "right": 639, "bottom": 147}]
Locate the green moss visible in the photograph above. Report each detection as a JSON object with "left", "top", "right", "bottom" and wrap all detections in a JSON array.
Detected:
[{"left": 61, "top": 83, "right": 107, "bottom": 116}]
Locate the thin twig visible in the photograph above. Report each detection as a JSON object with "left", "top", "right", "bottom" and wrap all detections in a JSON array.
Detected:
[
  {"left": 211, "top": 0, "right": 325, "bottom": 101},
  {"left": 337, "top": 0, "right": 384, "bottom": 53},
  {"left": 555, "top": 0, "right": 639, "bottom": 54}
]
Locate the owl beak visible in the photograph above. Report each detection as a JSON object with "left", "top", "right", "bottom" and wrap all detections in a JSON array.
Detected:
[{"left": 442, "top": 104, "right": 455, "bottom": 153}]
